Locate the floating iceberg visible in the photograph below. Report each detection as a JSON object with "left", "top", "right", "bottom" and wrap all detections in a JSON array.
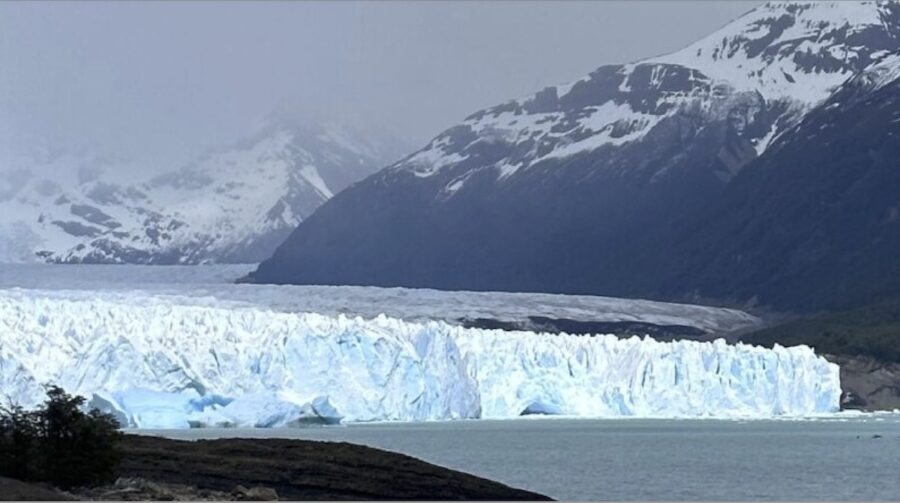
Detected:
[{"left": 0, "top": 290, "right": 840, "bottom": 427}]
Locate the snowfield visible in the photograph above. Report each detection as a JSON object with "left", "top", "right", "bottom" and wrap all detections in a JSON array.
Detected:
[{"left": 0, "top": 267, "right": 840, "bottom": 427}]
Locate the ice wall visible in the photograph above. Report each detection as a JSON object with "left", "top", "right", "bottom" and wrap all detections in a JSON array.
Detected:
[{"left": 0, "top": 291, "right": 840, "bottom": 427}]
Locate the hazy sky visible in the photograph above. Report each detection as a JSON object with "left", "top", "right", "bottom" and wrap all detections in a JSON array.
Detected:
[{"left": 0, "top": 1, "right": 760, "bottom": 172}]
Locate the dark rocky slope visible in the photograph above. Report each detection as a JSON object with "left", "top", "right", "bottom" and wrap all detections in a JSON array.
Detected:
[
  {"left": 115, "top": 435, "right": 549, "bottom": 501},
  {"left": 0, "top": 435, "right": 549, "bottom": 501},
  {"left": 649, "top": 55, "right": 900, "bottom": 311},
  {"left": 0, "top": 477, "right": 75, "bottom": 501},
  {"left": 828, "top": 355, "right": 900, "bottom": 411}
]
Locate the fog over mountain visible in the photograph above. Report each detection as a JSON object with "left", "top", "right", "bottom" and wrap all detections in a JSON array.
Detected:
[{"left": 0, "top": 1, "right": 758, "bottom": 174}]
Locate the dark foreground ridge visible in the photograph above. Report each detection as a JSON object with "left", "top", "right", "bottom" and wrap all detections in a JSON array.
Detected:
[
  {"left": 0, "top": 477, "right": 75, "bottom": 501},
  {"left": 118, "top": 434, "right": 548, "bottom": 501},
  {"left": 1, "top": 435, "right": 549, "bottom": 501}
]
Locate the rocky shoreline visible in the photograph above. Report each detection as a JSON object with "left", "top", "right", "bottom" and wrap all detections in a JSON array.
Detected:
[{"left": 0, "top": 435, "right": 549, "bottom": 501}]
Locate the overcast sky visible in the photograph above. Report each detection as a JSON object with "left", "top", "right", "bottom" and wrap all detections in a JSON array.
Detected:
[{"left": 0, "top": 1, "right": 760, "bottom": 172}]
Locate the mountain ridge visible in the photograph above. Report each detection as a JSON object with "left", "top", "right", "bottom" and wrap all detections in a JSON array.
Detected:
[
  {"left": 0, "top": 119, "right": 407, "bottom": 264},
  {"left": 250, "top": 1, "right": 900, "bottom": 313},
  {"left": 647, "top": 48, "right": 900, "bottom": 311}
]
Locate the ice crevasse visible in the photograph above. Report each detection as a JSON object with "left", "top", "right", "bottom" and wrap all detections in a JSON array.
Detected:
[{"left": 0, "top": 291, "right": 840, "bottom": 427}]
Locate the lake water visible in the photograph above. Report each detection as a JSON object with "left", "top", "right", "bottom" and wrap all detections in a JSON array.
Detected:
[{"left": 138, "top": 416, "right": 900, "bottom": 500}]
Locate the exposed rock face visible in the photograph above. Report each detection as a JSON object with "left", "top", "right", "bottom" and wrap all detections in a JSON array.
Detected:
[
  {"left": 72, "top": 477, "right": 241, "bottom": 501},
  {"left": 828, "top": 354, "right": 900, "bottom": 411}
]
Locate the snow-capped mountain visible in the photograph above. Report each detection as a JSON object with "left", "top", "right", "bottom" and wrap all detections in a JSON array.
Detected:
[
  {"left": 0, "top": 120, "right": 407, "bottom": 264},
  {"left": 250, "top": 1, "right": 900, "bottom": 303},
  {"left": 653, "top": 1, "right": 900, "bottom": 104},
  {"left": 394, "top": 0, "right": 900, "bottom": 184}
]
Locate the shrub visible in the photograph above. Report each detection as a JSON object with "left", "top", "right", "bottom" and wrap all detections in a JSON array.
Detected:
[
  {"left": 0, "top": 386, "right": 122, "bottom": 489},
  {"left": 0, "top": 404, "right": 39, "bottom": 481}
]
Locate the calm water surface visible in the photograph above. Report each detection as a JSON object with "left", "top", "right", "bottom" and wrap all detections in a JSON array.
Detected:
[{"left": 139, "top": 416, "right": 900, "bottom": 500}]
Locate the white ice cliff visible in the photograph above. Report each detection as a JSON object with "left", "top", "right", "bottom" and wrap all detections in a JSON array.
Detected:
[{"left": 0, "top": 290, "right": 840, "bottom": 427}]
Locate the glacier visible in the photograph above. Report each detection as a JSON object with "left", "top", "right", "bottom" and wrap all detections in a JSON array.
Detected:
[
  {"left": 0, "top": 263, "right": 761, "bottom": 334},
  {"left": 0, "top": 289, "right": 840, "bottom": 427}
]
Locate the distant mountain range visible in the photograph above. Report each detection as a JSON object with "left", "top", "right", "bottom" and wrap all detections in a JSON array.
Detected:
[
  {"left": 0, "top": 119, "right": 407, "bottom": 264},
  {"left": 250, "top": 1, "right": 900, "bottom": 312}
]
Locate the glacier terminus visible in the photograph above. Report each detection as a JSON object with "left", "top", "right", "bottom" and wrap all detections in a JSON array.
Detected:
[{"left": 0, "top": 285, "right": 840, "bottom": 428}]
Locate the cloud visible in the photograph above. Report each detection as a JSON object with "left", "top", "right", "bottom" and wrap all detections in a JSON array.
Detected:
[{"left": 0, "top": 1, "right": 760, "bottom": 176}]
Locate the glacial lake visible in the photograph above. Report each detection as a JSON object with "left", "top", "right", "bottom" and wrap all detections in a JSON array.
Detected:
[{"left": 138, "top": 416, "right": 900, "bottom": 501}]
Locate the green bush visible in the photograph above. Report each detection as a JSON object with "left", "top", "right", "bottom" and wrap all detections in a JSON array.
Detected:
[{"left": 0, "top": 386, "right": 122, "bottom": 489}]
